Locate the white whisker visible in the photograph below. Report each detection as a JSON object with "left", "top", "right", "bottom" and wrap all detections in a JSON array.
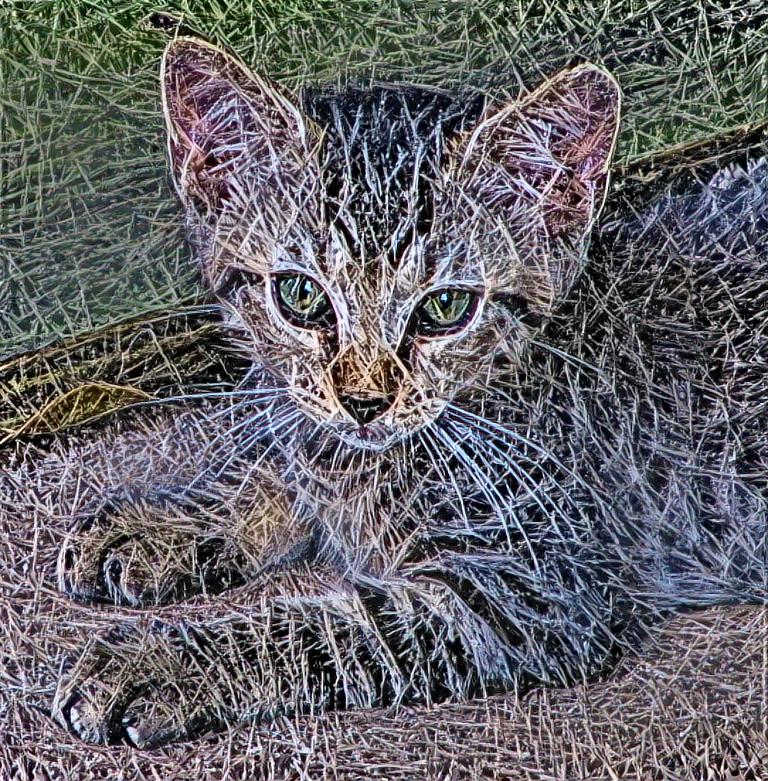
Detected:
[{"left": 433, "top": 423, "right": 539, "bottom": 567}]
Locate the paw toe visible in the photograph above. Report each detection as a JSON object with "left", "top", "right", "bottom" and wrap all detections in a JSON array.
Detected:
[
  {"left": 121, "top": 709, "right": 170, "bottom": 750},
  {"left": 58, "top": 536, "right": 153, "bottom": 606},
  {"left": 59, "top": 691, "right": 115, "bottom": 745},
  {"left": 101, "top": 551, "right": 145, "bottom": 606},
  {"left": 57, "top": 539, "right": 95, "bottom": 601}
]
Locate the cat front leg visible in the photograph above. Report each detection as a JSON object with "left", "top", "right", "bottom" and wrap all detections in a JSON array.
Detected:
[
  {"left": 53, "top": 571, "right": 362, "bottom": 747},
  {"left": 54, "top": 559, "right": 622, "bottom": 747},
  {"left": 53, "top": 619, "right": 225, "bottom": 747},
  {"left": 58, "top": 483, "right": 301, "bottom": 607}
]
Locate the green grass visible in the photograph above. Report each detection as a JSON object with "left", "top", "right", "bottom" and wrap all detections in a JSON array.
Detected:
[{"left": 2, "top": 0, "right": 768, "bottom": 356}]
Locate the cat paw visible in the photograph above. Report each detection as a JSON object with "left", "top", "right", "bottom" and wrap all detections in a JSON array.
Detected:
[
  {"left": 58, "top": 681, "right": 202, "bottom": 748},
  {"left": 53, "top": 624, "right": 220, "bottom": 747},
  {"left": 59, "top": 528, "right": 174, "bottom": 607},
  {"left": 58, "top": 521, "right": 201, "bottom": 607}
]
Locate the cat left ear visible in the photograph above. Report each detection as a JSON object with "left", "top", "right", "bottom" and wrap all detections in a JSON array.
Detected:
[
  {"left": 456, "top": 64, "right": 620, "bottom": 312},
  {"left": 161, "top": 37, "right": 309, "bottom": 214}
]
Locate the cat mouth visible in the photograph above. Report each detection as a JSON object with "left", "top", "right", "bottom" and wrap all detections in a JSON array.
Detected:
[
  {"left": 336, "top": 421, "right": 400, "bottom": 451},
  {"left": 355, "top": 424, "right": 384, "bottom": 443}
]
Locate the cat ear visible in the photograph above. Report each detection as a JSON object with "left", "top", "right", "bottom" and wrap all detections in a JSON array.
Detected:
[
  {"left": 456, "top": 64, "right": 620, "bottom": 312},
  {"left": 161, "top": 37, "right": 309, "bottom": 213}
]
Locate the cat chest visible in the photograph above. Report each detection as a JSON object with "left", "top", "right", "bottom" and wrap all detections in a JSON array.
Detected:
[{"left": 303, "top": 473, "right": 426, "bottom": 575}]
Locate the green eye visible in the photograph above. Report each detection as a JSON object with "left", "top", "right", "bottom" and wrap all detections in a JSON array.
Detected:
[
  {"left": 274, "top": 274, "right": 333, "bottom": 328},
  {"left": 416, "top": 288, "right": 477, "bottom": 334}
]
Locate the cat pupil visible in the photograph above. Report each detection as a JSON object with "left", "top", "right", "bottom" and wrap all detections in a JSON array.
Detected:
[
  {"left": 422, "top": 288, "right": 473, "bottom": 329},
  {"left": 280, "top": 275, "right": 322, "bottom": 314}
]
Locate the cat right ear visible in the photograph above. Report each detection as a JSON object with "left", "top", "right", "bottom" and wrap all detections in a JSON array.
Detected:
[
  {"left": 453, "top": 64, "right": 620, "bottom": 313},
  {"left": 161, "top": 38, "right": 309, "bottom": 214}
]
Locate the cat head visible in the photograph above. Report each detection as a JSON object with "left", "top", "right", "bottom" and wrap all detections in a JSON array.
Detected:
[{"left": 161, "top": 38, "right": 620, "bottom": 451}]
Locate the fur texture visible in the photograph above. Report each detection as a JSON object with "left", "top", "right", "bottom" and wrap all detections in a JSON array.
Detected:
[{"left": 1, "top": 38, "right": 766, "bottom": 749}]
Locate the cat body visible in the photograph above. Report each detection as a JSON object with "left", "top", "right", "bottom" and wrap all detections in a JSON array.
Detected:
[{"left": 1, "top": 38, "right": 766, "bottom": 748}]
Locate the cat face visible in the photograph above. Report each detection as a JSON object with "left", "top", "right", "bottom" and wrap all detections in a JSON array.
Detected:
[{"left": 162, "top": 39, "right": 620, "bottom": 450}]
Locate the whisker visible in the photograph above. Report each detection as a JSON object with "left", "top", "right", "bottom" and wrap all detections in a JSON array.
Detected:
[
  {"left": 446, "top": 419, "right": 579, "bottom": 538},
  {"left": 209, "top": 393, "right": 288, "bottom": 422},
  {"left": 443, "top": 404, "right": 591, "bottom": 492},
  {"left": 417, "top": 426, "right": 470, "bottom": 528},
  {"left": 205, "top": 407, "right": 305, "bottom": 484},
  {"left": 136, "top": 386, "right": 290, "bottom": 407},
  {"left": 433, "top": 423, "right": 539, "bottom": 567},
  {"left": 526, "top": 336, "right": 608, "bottom": 380}
]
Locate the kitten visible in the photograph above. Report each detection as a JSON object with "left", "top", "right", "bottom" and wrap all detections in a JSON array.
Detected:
[{"left": 2, "top": 37, "right": 766, "bottom": 749}]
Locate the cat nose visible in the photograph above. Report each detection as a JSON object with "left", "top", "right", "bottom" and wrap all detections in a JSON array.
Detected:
[{"left": 338, "top": 393, "right": 394, "bottom": 425}]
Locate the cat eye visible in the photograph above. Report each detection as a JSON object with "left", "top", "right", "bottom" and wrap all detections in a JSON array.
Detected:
[
  {"left": 413, "top": 288, "right": 479, "bottom": 336},
  {"left": 273, "top": 273, "right": 334, "bottom": 329}
]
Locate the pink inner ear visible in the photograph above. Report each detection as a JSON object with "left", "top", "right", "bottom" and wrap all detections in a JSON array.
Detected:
[
  {"left": 161, "top": 39, "right": 309, "bottom": 214},
  {"left": 167, "top": 90, "right": 244, "bottom": 209},
  {"left": 464, "top": 64, "right": 620, "bottom": 219},
  {"left": 454, "top": 65, "right": 620, "bottom": 312},
  {"left": 549, "top": 70, "right": 621, "bottom": 181},
  {"left": 543, "top": 176, "right": 595, "bottom": 239},
  {"left": 163, "top": 43, "right": 255, "bottom": 195}
]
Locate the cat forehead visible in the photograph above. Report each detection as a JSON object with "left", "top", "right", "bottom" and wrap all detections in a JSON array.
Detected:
[
  {"left": 299, "top": 85, "right": 486, "bottom": 265},
  {"left": 283, "top": 222, "right": 473, "bottom": 299},
  {"left": 302, "top": 85, "right": 484, "bottom": 169}
]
